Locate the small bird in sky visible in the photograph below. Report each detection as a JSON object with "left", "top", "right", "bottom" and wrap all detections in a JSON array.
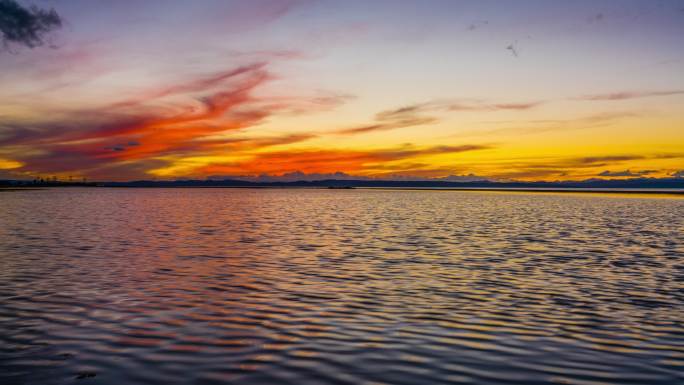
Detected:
[
  {"left": 506, "top": 42, "right": 519, "bottom": 57},
  {"left": 466, "top": 20, "right": 488, "bottom": 31},
  {"left": 588, "top": 12, "right": 605, "bottom": 23}
]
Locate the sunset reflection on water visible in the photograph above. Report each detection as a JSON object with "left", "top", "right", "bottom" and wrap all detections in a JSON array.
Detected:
[{"left": 1, "top": 188, "right": 683, "bottom": 385}]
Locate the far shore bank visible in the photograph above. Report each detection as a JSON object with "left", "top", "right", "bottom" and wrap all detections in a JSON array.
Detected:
[
  {"left": 2, "top": 185, "right": 684, "bottom": 196},
  {"left": 362, "top": 187, "right": 684, "bottom": 195}
]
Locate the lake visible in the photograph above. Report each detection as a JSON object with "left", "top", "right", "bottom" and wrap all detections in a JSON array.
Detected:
[{"left": 1, "top": 188, "right": 683, "bottom": 384}]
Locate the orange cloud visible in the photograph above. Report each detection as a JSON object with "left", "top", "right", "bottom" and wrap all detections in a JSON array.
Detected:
[
  {"left": 0, "top": 60, "right": 345, "bottom": 179},
  {"left": 196, "top": 144, "right": 491, "bottom": 176}
]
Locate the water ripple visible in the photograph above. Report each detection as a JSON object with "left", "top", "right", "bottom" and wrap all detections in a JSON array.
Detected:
[{"left": 1, "top": 188, "right": 683, "bottom": 384}]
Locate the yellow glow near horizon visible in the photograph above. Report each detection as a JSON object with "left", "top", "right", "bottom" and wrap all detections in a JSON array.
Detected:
[{"left": 0, "top": 159, "right": 23, "bottom": 170}]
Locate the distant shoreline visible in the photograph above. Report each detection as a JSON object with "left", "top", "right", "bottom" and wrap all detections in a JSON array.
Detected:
[
  {"left": 2, "top": 185, "right": 684, "bottom": 196},
  {"left": 5, "top": 177, "right": 684, "bottom": 191},
  {"left": 361, "top": 187, "right": 684, "bottom": 195},
  {"left": 0, "top": 188, "right": 44, "bottom": 191}
]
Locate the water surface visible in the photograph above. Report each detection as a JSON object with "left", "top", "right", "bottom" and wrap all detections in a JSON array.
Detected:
[{"left": 1, "top": 188, "right": 683, "bottom": 384}]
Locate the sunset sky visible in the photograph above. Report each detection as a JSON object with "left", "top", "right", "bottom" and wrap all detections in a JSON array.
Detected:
[{"left": 1, "top": 0, "right": 683, "bottom": 181}]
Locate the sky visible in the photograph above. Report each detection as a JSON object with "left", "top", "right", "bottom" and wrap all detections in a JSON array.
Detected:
[{"left": 0, "top": 0, "right": 683, "bottom": 181}]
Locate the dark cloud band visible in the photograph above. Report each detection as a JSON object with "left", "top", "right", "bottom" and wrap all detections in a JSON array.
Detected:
[{"left": 0, "top": 0, "right": 62, "bottom": 51}]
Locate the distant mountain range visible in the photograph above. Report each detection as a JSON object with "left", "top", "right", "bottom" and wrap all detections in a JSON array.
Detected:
[
  {"left": 3, "top": 177, "right": 684, "bottom": 189},
  {"left": 98, "top": 177, "right": 684, "bottom": 189}
]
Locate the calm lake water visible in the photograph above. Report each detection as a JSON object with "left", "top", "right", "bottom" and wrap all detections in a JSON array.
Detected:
[{"left": 1, "top": 188, "right": 683, "bottom": 385}]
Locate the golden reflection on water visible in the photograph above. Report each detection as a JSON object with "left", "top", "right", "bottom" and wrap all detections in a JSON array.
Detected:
[
  {"left": 0, "top": 188, "right": 683, "bottom": 385},
  {"left": 365, "top": 187, "right": 684, "bottom": 199}
]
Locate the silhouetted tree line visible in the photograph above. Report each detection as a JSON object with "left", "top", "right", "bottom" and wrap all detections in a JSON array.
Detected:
[{"left": 0, "top": 178, "right": 98, "bottom": 187}]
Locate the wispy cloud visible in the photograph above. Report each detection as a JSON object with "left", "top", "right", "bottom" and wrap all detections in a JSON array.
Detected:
[
  {"left": 455, "top": 111, "right": 639, "bottom": 138},
  {"left": 453, "top": 152, "right": 684, "bottom": 181},
  {"left": 597, "top": 169, "right": 656, "bottom": 177},
  {"left": 533, "top": 153, "right": 682, "bottom": 169},
  {"left": 576, "top": 90, "right": 684, "bottom": 101},
  {"left": 335, "top": 117, "right": 439, "bottom": 135},
  {"left": 1, "top": 62, "right": 272, "bottom": 151},
  {"left": 336, "top": 99, "right": 542, "bottom": 135},
  {"left": 0, "top": 60, "right": 346, "bottom": 179},
  {"left": 380, "top": 100, "right": 542, "bottom": 116},
  {"left": 111, "top": 63, "right": 270, "bottom": 108},
  {"left": 571, "top": 155, "right": 645, "bottom": 165}
]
